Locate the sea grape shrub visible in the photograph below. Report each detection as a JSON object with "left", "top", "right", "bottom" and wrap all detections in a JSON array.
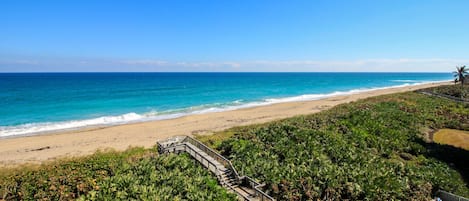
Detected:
[
  {"left": 213, "top": 92, "right": 469, "bottom": 200},
  {"left": 0, "top": 148, "right": 237, "bottom": 201},
  {"left": 79, "top": 153, "right": 236, "bottom": 201},
  {"left": 428, "top": 84, "right": 469, "bottom": 100},
  {"left": 0, "top": 149, "right": 129, "bottom": 200}
]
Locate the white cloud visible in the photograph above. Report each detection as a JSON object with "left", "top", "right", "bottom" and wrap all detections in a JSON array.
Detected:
[
  {"left": 243, "top": 58, "right": 469, "bottom": 72},
  {"left": 120, "top": 60, "right": 169, "bottom": 66},
  {"left": 1, "top": 57, "right": 467, "bottom": 72},
  {"left": 123, "top": 60, "right": 240, "bottom": 67},
  {"left": 4, "top": 60, "right": 40, "bottom": 65}
]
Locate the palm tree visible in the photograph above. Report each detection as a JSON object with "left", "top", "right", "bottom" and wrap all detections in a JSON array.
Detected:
[
  {"left": 453, "top": 65, "right": 468, "bottom": 86},
  {"left": 453, "top": 65, "right": 468, "bottom": 99}
]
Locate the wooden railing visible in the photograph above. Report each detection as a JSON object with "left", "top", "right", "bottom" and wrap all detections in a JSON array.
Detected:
[
  {"left": 181, "top": 137, "right": 276, "bottom": 200},
  {"left": 435, "top": 190, "right": 469, "bottom": 201},
  {"left": 157, "top": 135, "right": 275, "bottom": 201},
  {"left": 181, "top": 136, "right": 242, "bottom": 184},
  {"left": 241, "top": 176, "right": 275, "bottom": 201},
  {"left": 181, "top": 143, "right": 222, "bottom": 178}
]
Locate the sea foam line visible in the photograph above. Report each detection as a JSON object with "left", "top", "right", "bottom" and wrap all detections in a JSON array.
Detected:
[{"left": 0, "top": 80, "right": 449, "bottom": 138}]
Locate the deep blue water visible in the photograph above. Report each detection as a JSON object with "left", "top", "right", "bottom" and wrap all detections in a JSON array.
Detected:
[{"left": 0, "top": 72, "right": 452, "bottom": 137}]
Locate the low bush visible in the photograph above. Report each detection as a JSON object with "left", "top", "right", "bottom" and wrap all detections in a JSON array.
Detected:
[
  {"left": 425, "top": 84, "right": 469, "bottom": 100},
  {"left": 0, "top": 147, "right": 237, "bottom": 201},
  {"left": 201, "top": 92, "right": 469, "bottom": 200}
]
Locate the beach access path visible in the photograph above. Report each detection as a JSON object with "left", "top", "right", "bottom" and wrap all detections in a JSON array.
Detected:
[{"left": 0, "top": 82, "right": 450, "bottom": 166}]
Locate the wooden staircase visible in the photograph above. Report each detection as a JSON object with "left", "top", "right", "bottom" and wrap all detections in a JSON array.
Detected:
[{"left": 157, "top": 136, "right": 275, "bottom": 201}]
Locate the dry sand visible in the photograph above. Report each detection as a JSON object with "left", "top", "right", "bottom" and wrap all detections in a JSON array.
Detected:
[{"left": 0, "top": 82, "right": 449, "bottom": 166}]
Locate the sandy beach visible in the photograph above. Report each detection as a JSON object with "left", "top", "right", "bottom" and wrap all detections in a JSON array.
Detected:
[{"left": 0, "top": 82, "right": 449, "bottom": 166}]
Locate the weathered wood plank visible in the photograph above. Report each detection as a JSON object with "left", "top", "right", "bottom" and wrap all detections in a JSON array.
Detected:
[{"left": 157, "top": 136, "right": 274, "bottom": 201}]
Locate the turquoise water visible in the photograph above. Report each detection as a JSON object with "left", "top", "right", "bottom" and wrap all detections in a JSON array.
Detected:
[{"left": 0, "top": 72, "right": 452, "bottom": 137}]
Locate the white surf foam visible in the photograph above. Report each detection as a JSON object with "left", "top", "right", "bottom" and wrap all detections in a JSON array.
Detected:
[
  {"left": 0, "top": 80, "right": 450, "bottom": 138},
  {"left": 0, "top": 113, "right": 144, "bottom": 137},
  {"left": 391, "top": 79, "right": 429, "bottom": 83}
]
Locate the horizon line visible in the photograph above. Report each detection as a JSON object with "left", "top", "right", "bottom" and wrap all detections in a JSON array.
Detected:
[{"left": 0, "top": 71, "right": 452, "bottom": 74}]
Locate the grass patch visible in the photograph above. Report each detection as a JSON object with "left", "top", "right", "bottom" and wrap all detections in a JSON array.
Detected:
[
  {"left": 433, "top": 129, "right": 469, "bottom": 150},
  {"left": 195, "top": 130, "right": 237, "bottom": 148}
]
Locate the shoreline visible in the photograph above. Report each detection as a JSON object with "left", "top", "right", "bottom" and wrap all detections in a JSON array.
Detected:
[
  {"left": 0, "top": 81, "right": 450, "bottom": 166},
  {"left": 0, "top": 80, "right": 450, "bottom": 138}
]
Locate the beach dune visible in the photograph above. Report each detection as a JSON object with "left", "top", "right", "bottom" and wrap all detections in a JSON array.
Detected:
[{"left": 0, "top": 82, "right": 448, "bottom": 166}]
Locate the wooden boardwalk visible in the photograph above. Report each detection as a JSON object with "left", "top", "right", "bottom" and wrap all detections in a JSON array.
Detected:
[{"left": 157, "top": 136, "right": 275, "bottom": 201}]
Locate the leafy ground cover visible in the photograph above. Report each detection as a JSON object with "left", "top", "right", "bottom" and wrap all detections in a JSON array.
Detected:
[
  {"left": 199, "top": 91, "right": 469, "bottom": 200},
  {"left": 0, "top": 147, "right": 237, "bottom": 201},
  {"left": 1, "top": 90, "right": 468, "bottom": 201},
  {"left": 424, "top": 84, "right": 469, "bottom": 100},
  {"left": 433, "top": 129, "right": 469, "bottom": 150}
]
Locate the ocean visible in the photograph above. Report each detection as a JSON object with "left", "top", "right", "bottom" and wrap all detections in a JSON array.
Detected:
[{"left": 0, "top": 72, "right": 452, "bottom": 137}]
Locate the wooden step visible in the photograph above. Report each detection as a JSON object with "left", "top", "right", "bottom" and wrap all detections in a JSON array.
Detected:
[{"left": 157, "top": 136, "right": 274, "bottom": 201}]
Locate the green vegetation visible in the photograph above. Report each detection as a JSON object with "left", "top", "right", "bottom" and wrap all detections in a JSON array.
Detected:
[
  {"left": 425, "top": 84, "right": 469, "bottom": 101},
  {"left": 1, "top": 91, "right": 468, "bottom": 201},
  {"left": 0, "top": 147, "right": 237, "bottom": 201},
  {"left": 200, "top": 91, "right": 469, "bottom": 200}
]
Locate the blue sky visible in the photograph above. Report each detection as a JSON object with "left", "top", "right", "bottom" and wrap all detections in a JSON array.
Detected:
[{"left": 1, "top": 0, "right": 468, "bottom": 72}]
